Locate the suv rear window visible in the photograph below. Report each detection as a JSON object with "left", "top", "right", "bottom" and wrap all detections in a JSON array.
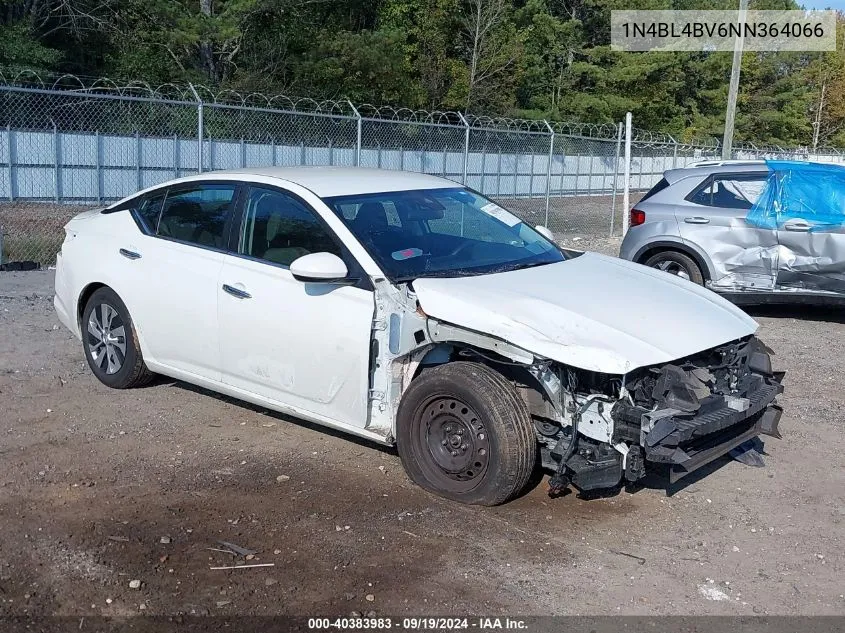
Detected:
[{"left": 640, "top": 178, "right": 669, "bottom": 202}]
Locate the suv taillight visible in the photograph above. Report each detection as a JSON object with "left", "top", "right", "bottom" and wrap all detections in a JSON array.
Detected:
[{"left": 630, "top": 208, "right": 646, "bottom": 227}]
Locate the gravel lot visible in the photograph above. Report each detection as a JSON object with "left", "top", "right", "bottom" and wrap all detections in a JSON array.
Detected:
[{"left": 1, "top": 263, "right": 844, "bottom": 618}]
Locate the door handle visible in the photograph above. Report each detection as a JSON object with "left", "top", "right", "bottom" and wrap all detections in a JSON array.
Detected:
[
  {"left": 119, "top": 248, "right": 142, "bottom": 260},
  {"left": 783, "top": 220, "right": 811, "bottom": 232},
  {"left": 222, "top": 284, "right": 252, "bottom": 299},
  {"left": 684, "top": 217, "right": 710, "bottom": 224}
]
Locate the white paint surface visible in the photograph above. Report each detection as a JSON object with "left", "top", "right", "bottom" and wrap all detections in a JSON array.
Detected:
[{"left": 414, "top": 252, "right": 757, "bottom": 374}]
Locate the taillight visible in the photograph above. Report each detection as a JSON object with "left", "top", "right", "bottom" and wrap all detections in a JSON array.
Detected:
[{"left": 630, "top": 208, "right": 646, "bottom": 227}]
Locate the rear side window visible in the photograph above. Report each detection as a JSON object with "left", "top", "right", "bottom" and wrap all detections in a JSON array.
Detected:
[
  {"left": 133, "top": 193, "right": 166, "bottom": 234},
  {"left": 640, "top": 178, "right": 670, "bottom": 202},
  {"left": 688, "top": 174, "right": 768, "bottom": 210},
  {"left": 157, "top": 184, "right": 237, "bottom": 249}
]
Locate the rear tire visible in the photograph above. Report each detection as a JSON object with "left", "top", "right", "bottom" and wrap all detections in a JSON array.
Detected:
[
  {"left": 81, "top": 287, "right": 155, "bottom": 389},
  {"left": 396, "top": 361, "right": 537, "bottom": 506},
  {"left": 643, "top": 250, "right": 704, "bottom": 285}
]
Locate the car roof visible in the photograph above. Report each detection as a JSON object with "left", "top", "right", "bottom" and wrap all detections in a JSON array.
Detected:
[
  {"left": 105, "top": 167, "right": 461, "bottom": 210},
  {"left": 200, "top": 166, "right": 458, "bottom": 197},
  {"left": 663, "top": 161, "right": 770, "bottom": 185}
]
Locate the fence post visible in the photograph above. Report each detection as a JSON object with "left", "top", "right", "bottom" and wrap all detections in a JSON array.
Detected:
[
  {"left": 610, "top": 122, "right": 623, "bottom": 237},
  {"left": 135, "top": 131, "right": 142, "bottom": 191},
  {"left": 671, "top": 135, "right": 679, "bottom": 169},
  {"left": 458, "top": 112, "right": 470, "bottom": 185},
  {"left": 622, "top": 112, "right": 633, "bottom": 236},
  {"left": 496, "top": 150, "right": 502, "bottom": 196},
  {"left": 348, "top": 101, "right": 362, "bottom": 166},
  {"left": 543, "top": 120, "right": 554, "bottom": 226},
  {"left": 6, "top": 123, "right": 12, "bottom": 201},
  {"left": 95, "top": 130, "right": 102, "bottom": 204},
  {"left": 53, "top": 121, "right": 61, "bottom": 203},
  {"left": 188, "top": 84, "right": 203, "bottom": 173},
  {"left": 174, "top": 134, "right": 180, "bottom": 178}
]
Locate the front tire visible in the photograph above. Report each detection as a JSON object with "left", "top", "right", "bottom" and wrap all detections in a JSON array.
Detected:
[
  {"left": 396, "top": 361, "right": 537, "bottom": 506},
  {"left": 643, "top": 250, "right": 704, "bottom": 285},
  {"left": 81, "top": 287, "right": 155, "bottom": 389}
]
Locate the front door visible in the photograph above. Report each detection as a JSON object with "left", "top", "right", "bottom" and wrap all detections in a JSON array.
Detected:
[{"left": 217, "top": 184, "right": 374, "bottom": 428}]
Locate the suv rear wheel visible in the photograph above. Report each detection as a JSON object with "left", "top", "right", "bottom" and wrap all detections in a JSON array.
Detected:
[
  {"left": 396, "top": 361, "right": 536, "bottom": 506},
  {"left": 643, "top": 251, "right": 704, "bottom": 285}
]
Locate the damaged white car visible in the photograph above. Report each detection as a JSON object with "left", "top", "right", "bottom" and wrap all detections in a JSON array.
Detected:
[{"left": 54, "top": 167, "right": 784, "bottom": 505}]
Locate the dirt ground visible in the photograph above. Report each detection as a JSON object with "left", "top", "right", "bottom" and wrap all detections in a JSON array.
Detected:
[{"left": 1, "top": 262, "right": 844, "bottom": 619}]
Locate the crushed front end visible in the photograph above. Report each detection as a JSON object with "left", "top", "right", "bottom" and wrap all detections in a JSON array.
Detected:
[
  {"left": 534, "top": 336, "right": 784, "bottom": 491},
  {"left": 613, "top": 336, "right": 784, "bottom": 484}
]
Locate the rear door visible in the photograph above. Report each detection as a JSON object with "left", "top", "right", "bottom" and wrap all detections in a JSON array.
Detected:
[
  {"left": 774, "top": 195, "right": 845, "bottom": 294},
  {"left": 120, "top": 181, "right": 239, "bottom": 380},
  {"left": 677, "top": 171, "right": 776, "bottom": 290}
]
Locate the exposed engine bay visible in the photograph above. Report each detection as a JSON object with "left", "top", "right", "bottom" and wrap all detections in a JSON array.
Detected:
[{"left": 527, "top": 336, "right": 784, "bottom": 492}]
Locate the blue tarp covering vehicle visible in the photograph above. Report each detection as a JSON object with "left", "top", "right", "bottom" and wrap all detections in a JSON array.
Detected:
[{"left": 747, "top": 160, "right": 845, "bottom": 230}]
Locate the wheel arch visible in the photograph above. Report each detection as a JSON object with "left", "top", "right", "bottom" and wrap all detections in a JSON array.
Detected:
[
  {"left": 76, "top": 282, "right": 152, "bottom": 362},
  {"left": 408, "top": 342, "right": 551, "bottom": 423},
  {"left": 77, "top": 282, "right": 109, "bottom": 331}
]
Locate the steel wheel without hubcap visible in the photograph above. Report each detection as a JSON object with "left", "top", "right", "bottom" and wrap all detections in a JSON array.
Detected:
[
  {"left": 419, "top": 396, "right": 489, "bottom": 490},
  {"left": 86, "top": 303, "right": 127, "bottom": 375},
  {"left": 396, "top": 361, "right": 537, "bottom": 506}
]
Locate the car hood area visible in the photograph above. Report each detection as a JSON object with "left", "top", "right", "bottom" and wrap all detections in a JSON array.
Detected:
[{"left": 412, "top": 253, "right": 758, "bottom": 375}]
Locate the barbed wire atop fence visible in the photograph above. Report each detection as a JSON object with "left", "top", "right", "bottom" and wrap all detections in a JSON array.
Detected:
[
  {"left": 0, "top": 69, "right": 715, "bottom": 142},
  {"left": 5, "top": 69, "right": 845, "bottom": 155}
]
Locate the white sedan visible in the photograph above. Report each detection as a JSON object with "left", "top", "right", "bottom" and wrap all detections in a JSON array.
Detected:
[{"left": 55, "top": 167, "right": 784, "bottom": 505}]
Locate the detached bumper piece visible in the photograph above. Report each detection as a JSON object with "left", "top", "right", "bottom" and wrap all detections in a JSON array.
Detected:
[{"left": 644, "top": 376, "right": 784, "bottom": 483}]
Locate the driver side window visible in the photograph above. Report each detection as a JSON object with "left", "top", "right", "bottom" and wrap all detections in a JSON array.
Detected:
[{"left": 239, "top": 186, "right": 342, "bottom": 267}]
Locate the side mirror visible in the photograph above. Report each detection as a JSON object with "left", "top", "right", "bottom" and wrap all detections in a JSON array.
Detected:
[
  {"left": 290, "top": 252, "right": 350, "bottom": 283},
  {"left": 534, "top": 225, "right": 555, "bottom": 241}
]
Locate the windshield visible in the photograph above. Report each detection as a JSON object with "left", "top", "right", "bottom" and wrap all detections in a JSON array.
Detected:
[{"left": 322, "top": 187, "right": 564, "bottom": 281}]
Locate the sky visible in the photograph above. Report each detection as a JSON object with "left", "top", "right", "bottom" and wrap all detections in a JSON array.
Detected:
[{"left": 801, "top": 0, "right": 845, "bottom": 8}]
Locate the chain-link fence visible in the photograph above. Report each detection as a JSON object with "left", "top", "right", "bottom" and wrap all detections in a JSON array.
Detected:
[{"left": 2, "top": 71, "right": 844, "bottom": 265}]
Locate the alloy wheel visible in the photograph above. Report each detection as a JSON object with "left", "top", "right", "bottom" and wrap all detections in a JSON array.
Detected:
[
  {"left": 653, "top": 259, "right": 691, "bottom": 281},
  {"left": 86, "top": 303, "right": 127, "bottom": 375}
]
